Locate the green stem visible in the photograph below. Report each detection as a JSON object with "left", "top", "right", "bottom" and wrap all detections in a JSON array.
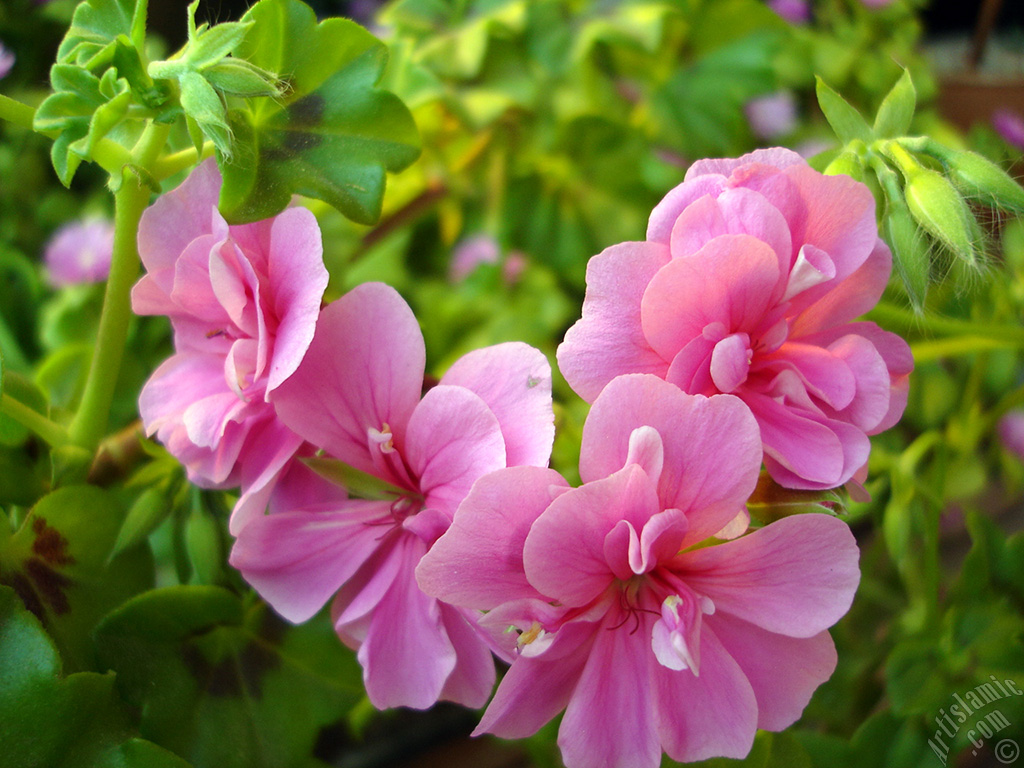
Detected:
[
  {"left": 67, "top": 121, "right": 171, "bottom": 450},
  {"left": 909, "top": 335, "right": 1024, "bottom": 362},
  {"left": 0, "top": 393, "right": 68, "bottom": 447},
  {"left": 151, "top": 141, "right": 214, "bottom": 181},
  {"left": 0, "top": 94, "right": 35, "bottom": 130},
  {"left": 868, "top": 302, "right": 1024, "bottom": 345}
]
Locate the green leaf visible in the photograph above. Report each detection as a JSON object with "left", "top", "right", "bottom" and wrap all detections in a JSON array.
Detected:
[
  {"left": 873, "top": 68, "right": 915, "bottom": 138},
  {"left": 218, "top": 0, "right": 420, "bottom": 224},
  {"left": 0, "top": 486, "right": 154, "bottom": 670},
  {"left": 57, "top": 0, "right": 137, "bottom": 67},
  {"left": 815, "top": 76, "right": 873, "bottom": 145},
  {"left": 0, "top": 585, "right": 192, "bottom": 768},
  {"left": 96, "top": 586, "right": 363, "bottom": 768}
]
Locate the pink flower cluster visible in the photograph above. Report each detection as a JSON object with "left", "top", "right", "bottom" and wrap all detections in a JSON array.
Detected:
[
  {"left": 135, "top": 149, "right": 910, "bottom": 767},
  {"left": 559, "top": 148, "right": 912, "bottom": 491}
]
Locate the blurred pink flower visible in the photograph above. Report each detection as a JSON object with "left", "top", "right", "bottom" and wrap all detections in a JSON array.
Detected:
[
  {"left": 450, "top": 234, "right": 500, "bottom": 282},
  {"left": 44, "top": 217, "right": 114, "bottom": 287},
  {"left": 231, "top": 282, "right": 555, "bottom": 710},
  {"left": 993, "top": 109, "right": 1024, "bottom": 150},
  {"left": 558, "top": 147, "right": 913, "bottom": 490},
  {"left": 132, "top": 159, "right": 328, "bottom": 532},
  {"left": 999, "top": 410, "right": 1024, "bottom": 460},
  {"left": 768, "top": 0, "right": 809, "bottom": 24},
  {"left": 419, "top": 374, "right": 860, "bottom": 768},
  {"left": 745, "top": 92, "right": 798, "bottom": 140},
  {"left": 0, "top": 42, "right": 13, "bottom": 79}
]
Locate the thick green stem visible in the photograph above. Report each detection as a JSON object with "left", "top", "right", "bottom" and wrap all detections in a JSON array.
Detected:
[
  {"left": 68, "top": 122, "right": 170, "bottom": 450},
  {"left": 0, "top": 393, "right": 68, "bottom": 447},
  {"left": 0, "top": 94, "right": 35, "bottom": 130},
  {"left": 151, "top": 141, "right": 214, "bottom": 180}
]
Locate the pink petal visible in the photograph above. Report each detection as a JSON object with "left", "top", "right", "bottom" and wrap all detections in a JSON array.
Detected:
[
  {"left": 679, "top": 513, "right": 860, "bottom": 637},
  {"left": 783, "top": 163, "right": 878, "bottom": 281},
  {"left": 710, "top": 612, "right": 837, "bottom": 731},
  {"left": 265, "top": 206, "right": 329, "bottom": 392},
  {"left": 137, "top": 159, "right": 222, "bottom": 291},
  {"left": 169, "top": 235, "right": 231, "bottom": 326},
  {"left": 272, "top": 283, "right": 425, "bottom": 474},
  {"left": 744, "top": 390, "right": 847, "bottom": 486},
  {"left": 229, "top": 501, "right": 388, "bottom": 623},
  {"left": 436, "top": 603, "right": 497, "bottom": 708},
  {"left": 557, "top": 241, "right": 671, "bottom": 402},
  {"left": 524, "top": 465, "right": 660, "bottom": 607},
  {"left": 640, "top": 235, "right": 781, "bottom": 363},
  {"left": 439, "top": 342, "right": 554, "bottom": 468},
  {"left": 761, "top": 341, "right": 856, "bottom": 411},
  {"left": 416, "top": 466, "right": 570, "bottom": 608},
  {"left": 790, "top": 239, "right": 892, "bottom": 333},
  {"left": 670, "top": 188, "right": 793, "bottom": 277},
  {"left": 709, "top": 333, "right": 752, "bottom": 393},
  {"left": 580, "top": 375, "right": 761, "bottom": 548},
  {"left": 650, "top": 622, "right": 758, "bottom": 763},
  {"left": 646, "top": 174, "right": 728, "bottom": 244},
  {"left": 476, "top": 621, "right": 596, "bottom": 739},
  {"left": 228, "top": 419, "right": 306, "bottom": 534},
  {"left": 558, "top": 615, "right": 661, "bottom": 768},
  {"left": 354, "top": 534, "right": 458, "bottom": 709},
  {"left": 405, "top": 385, "right": 507, "bottom": 520},
  {"left": 684, "top": 148, "right": 805, "bottom": 181}
]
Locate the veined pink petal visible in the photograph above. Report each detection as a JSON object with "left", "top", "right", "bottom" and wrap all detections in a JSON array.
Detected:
[
  {"left": 266, "top": 206, "right": 328, "bottom": 392},
  {"left": 679, "top": 514, "right": 860, "bottom": 637},
  {"left": 580, "top": 375, "right": 761, "bottom": 548},
  {"left": 647, "top": 175, "right": 728, "bottom": 244},
  {"left": 641, "top": 235, "right": 781, "bottom": 362},
  {"left": 137, "top": 159, "right": 222, "bottom": 289},
  {"left": 229, "top": 502, "right": 388, "bottom": 623},
  {"left": 670, "top": 188, "right": 793, "bottom": 278},
  {"left": 650, "top": 622, "right": 758, "bottom": 763},
  {"left": 558, "top": 613, "right": 661, "bottom": 768},
  {"left": 524, "top": 465, "right": 660, "bottom": 607},
  {"left": 439, "top": 342, "right": 554, "bottom": 468},
  {"left": 783, "top": 163, "right": 878, "bottom": 280},
  {"left": 355, "top": 534, "right": 457, "bottom": 709},
  {"left": 417, "top": 466, "right": 569, "bottom": 608},
  {"left": 475, "top": 621, "right": 596, "bottom": 739},
  {"left": 711, "top": 612, "right": 837, "bottom": 731},
  {"left": 228, "top": 419, "right": 307, "bottom": 534},
  {"left": 272, "top": 283, "right": 425, "bottom": 474},
  {"left": 744, "top": 391, "right": 847, "bottom": 486},
  {"left": 404, "top": 385, "right": 507, "bottom": 522},
  {"left": 557, "top": 241, "right": 671, "bottom": 402},
  {"left": 790, "top": 239, "right": 892, "bottom": 333},
  {"left": 436, "top": 603, "right": 497, "bottom": 708}
]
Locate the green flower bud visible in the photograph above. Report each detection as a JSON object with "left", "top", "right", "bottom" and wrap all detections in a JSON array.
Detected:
[
  {"left": 903, "top": 164, "right": 982, "bottom": 270},
  {"left": 179, "top": 70, "right": 231, "bottom": 156},
  {"left": 824, "top": 151, "right": 864, "bottom": 181},
  {"left": 204, "top": 58, "right": 283, "bottom": 98},
  {"left": 944, "top": 149, "right": 1024, "bottom": 215},
  {"left": 882, "top": 200, "right": 929, "bottom": 309}
]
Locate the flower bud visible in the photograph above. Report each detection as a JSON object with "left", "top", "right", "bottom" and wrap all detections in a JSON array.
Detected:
[
  {"left": 204, "top": 58, "right": 283, "bottom": 98},
  {"left": 944, "top": 149, "right": 1024, "bottom": 215},
  {"left": 903, "top": 164, "right": 981, "bottom": 269},
  {"left": 882, "top": 201, "right": 929, "bottom": 308}
]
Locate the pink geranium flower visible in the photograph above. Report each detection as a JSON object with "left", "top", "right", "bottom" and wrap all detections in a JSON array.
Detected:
[
  {"left": 230, "top": 282, "right": 555, "bottom": 710},
  {"left": 557, "top": 147, "right": 913, "bottom": 490},
  {"left": 132, "top": 159, "right": 328, "bottom": 532},
  {"left": 418, "top": 374, "right": 860, "bottom": 768},
  {"left": 44, "top": 216, "right": 114, "bottom": 287}
]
